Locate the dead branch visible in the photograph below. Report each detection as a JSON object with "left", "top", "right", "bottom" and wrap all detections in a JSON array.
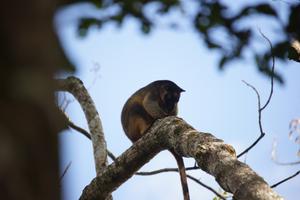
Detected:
[
  {"left": 63, "top": 110, "right": 224, "bottom": 196},
  {"left": 61, "top": 110, "right": 92, "bottom": 140},
  {"left": 62, "top": 112, "right": 117, "bottom": 162},
  {"left": 271, "top": 170, "right": 300, "bottom": 188},
  {"left": 63, "top": 112, "right": 219, "bottom": 196},
  {"left": 136, "top": 166, "right": 198, "bottom": 175},
  {"left": 56, "top": 76, "right": 108, "bottom": 175},
  {"left": 185, "top": 175, "right": 226, "bottom": 200},
  {"left": 237, "top": 31, "right": 275, "bottom": 158},
  {"left": 137, "top": 169, "right": 226, "bottom": 200},
  {"left": 79, "top": 116, "right": 282, "bottom": 200}
]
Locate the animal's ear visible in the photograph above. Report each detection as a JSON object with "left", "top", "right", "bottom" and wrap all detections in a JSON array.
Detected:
[{"left": 174, "top": 83, "right": 185, "bottom": 93}]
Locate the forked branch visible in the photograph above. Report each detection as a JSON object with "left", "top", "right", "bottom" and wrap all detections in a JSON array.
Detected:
[
  {"left": 79, "top": 117, "right": 282, "bottom": 200},
  {"left": 238, "top": 31, "right": 275, "bottom": 158}
]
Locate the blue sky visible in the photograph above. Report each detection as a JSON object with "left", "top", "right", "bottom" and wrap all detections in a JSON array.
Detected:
[{"left": 57, "top": 2, "right": 300, "bottom": 200}]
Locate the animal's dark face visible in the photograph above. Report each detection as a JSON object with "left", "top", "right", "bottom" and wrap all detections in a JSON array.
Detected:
[{"left": 156, "top": 81, "right": 185, "bottom": 114}]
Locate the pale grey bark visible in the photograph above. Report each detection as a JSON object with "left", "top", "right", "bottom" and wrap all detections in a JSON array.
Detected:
[
  {"left": 56, "top": 76, "right": 108, "bottom": 175},
  {"left": 79, "top": 116, "right": 283, "bottom": 200}
]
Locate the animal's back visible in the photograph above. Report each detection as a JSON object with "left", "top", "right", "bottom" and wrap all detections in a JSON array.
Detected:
[{"left": 121, "top": 86, "right": 154, "bottom": 142}]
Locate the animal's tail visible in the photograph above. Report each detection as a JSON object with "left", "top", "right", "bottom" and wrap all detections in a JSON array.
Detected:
[{"left": 170, "top": 150, "right": 190, "bottom": 200}]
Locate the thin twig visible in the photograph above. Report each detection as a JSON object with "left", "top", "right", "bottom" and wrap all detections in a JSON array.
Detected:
[
  {"left": 258, "top": 29, "right": 275, "bottom": 111},
  {"left": 271, "top": 170, "right": 300, "bottom": 188},
  {"left": 68, "top": 118, "right": 91, "bottom": 140},
  {"left": 238, "top": 80, "right": 264, "bottom": 158},
  {"left": 137, "top": 169, "right": 226, "bottom": 199},
  {"left": 62, "top": 110, "right": 117, "bottom": 162},
  {"left": 186, "top": 175, "right": 226, "bottom": 200},
  {"left": 237, "top": 31, "right": 275, "bottom": 158},
  {"left": 136, "top": 166, "right": 198, "bottom": 175},
  {"left": 68, "top": 122, "right": 116, "bottom": 161},
  {"left": 107, "top": 150, "right": 117, "bottom": 161},
  {"left": 59, "top": 161, "right": 72, "bottom": 182}
]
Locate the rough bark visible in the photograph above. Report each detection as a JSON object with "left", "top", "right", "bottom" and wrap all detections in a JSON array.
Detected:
[
  {"left": 79, "top": 116, "right": 282, "bottom": 200},
  {"left": 56, "top": 76, "right": 108, "bottom": 175}
]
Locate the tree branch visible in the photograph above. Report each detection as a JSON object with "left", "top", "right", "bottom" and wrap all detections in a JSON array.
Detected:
[
  {"left": 259, "top": 29, "right": 275, "bottom": 111},
  {"left": 62, "top": 110, "right": 92, "bottom": 140},
  {"left": 56, "top": 76, "right": 107, "bottom": 175},
  {"left": 271, "top": 170, "right": 300, "bottom": 188},
  {"left": 64, "top": 115, "right": 221, "bottom": 197},
  {"left": 63, "top": 112, "right": 117, "bottom": 162},
  {"left": 186, "top": 175, "right": 226, "bottom": 200},
  {"left": 79, "top": 116, "right": 282, "bottom": 200},
  {"left": 137, "top": 169, "right": 226, "bottom": 200},
  {"left": 237, "top": 31, "right": 275, "bottom": 158},
  {"left": 237, "top": 80, "right": 265, "bottom": 158},
  {"left": 136, "top": 166, "right": 198, "bottom": 175},
  {"left": 63, "top": 115, "right": 221, "bottom": 197}
]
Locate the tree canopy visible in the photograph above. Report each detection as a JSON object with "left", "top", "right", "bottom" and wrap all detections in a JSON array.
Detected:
[{"left": 72, "top": 0, "right": 300, "bottom": 83}]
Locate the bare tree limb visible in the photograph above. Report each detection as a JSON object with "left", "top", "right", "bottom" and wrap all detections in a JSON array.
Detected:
[
  {"left": 136, "top": 166, "right": 198, "bottom": 175},
  {"left": 56, "top": 76, "right": 107, "bottom": 175},
  {"left": 137, "top": 168, "right": 226, "bottom": 200},
  {"left": 60, "top": 106, "right": 119, "bottom": 163},
  {"left": 64, "top": 115, "right": 220, "bottom": 196},
  {"left": 238, "top": 80, "right": 265, "bottom": 158},
  {"left": 61, "top": 110, "right": 92, "bottom": 140},
  {"left": 237, "top": 31, "right": 275, "bottom": 158},
  {"left": 135, "top": 167, "right": 225, "bottom": 200},
  {"left": 62, "top": 107, "right": 225, "bottom": 196},
  {"left": 63, "top": 110, "right": 218, "bottom": 195},
  {"left": 259, "top": 29, "right": 275, "bottom": 111},
  {"left": 79, "top": 116, "right": 282, "bottom": 200},
  {"left": 271, "top": 170, "right": 300, "bottom": 188},
  {"left": 186, "top": 175, "right": 226, "bottom": 200}
]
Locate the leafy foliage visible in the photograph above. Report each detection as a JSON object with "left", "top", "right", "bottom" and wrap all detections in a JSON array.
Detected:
[{"left": 74, "top": 0, "right": 300, "bottom": 83}]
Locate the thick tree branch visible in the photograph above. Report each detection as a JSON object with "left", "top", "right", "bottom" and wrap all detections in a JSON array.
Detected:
[
  {"left": 64, "top": 116, "right": 221, "bottom": 198},
  {"left": 79, "top": 117, "right": 282, "bottom": 200},
  {"left": 64, "top": 116, "right": 221, "bottom": 197},
  {"left": 56, "top": 76, "right": 107, "bottom": 175}
]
